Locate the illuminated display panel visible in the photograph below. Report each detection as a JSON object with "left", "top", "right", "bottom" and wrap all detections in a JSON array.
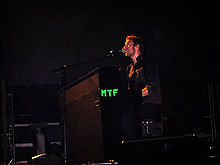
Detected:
[{"left": 100, "top": 89, "right": 119, "bottom": 97}]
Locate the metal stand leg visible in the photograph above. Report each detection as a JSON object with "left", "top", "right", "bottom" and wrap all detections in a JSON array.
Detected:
[
  {"left": 56, "top": 65, "right": 67, "bottom": 163},
  {"left": 207, "top": 82, "right": 219, "bottom": 158}
]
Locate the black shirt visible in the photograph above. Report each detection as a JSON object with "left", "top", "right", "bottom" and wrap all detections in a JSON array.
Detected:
[{"left": 127, "top": 55, "right": 162, "bottom": 104}]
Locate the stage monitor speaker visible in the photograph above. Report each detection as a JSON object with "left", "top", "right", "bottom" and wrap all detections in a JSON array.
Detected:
[{"left": 120, "top": 135, "right": 203, "bottom": 165}]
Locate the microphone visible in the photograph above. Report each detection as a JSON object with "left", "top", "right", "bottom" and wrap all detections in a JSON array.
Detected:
[
  {"left": 120, "top": 49, "right": 126, "bottom": 53},
  {"left": 106, "top": 49, "right": 125, "bottom": 57},
  {"left": 109, "top": 49, "right": 125, "bottom": 53}
]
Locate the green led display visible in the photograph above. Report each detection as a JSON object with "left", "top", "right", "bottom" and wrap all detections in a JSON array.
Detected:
[{"left": 101, "top": 89, "right": 118, "bottom": 97}]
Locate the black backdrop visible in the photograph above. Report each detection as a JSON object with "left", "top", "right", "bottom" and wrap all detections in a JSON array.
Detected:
[{"left": 1, "top": 1, "right": 219, "bottom": 133}]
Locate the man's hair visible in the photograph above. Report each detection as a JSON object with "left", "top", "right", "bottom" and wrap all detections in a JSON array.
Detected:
[{"left": 126, "top": 35, "right": 144, "bottom": 55}]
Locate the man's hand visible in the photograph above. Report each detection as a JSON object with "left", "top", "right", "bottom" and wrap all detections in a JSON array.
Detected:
[{"left": 142, "top": 85, "right": 149, "bottom": 97}]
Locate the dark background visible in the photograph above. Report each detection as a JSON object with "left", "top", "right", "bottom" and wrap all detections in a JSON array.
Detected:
[{"left": 1, "top": 1, "right": 219, "bottom": 133}]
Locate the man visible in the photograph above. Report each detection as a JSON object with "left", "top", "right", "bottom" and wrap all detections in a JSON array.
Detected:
[
  {"left": 122, "top": 35, "right": 149, "bottom": 98},
  {"left": 121, "top": 35, "right": 162, "bottom": 139}
]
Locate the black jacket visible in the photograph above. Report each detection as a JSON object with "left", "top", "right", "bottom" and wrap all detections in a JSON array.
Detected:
[{"left": 127, "top": 56, "right": 162, "bottom": 104}]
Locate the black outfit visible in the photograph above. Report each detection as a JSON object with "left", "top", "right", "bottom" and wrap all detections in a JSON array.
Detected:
[
  {"left": 128, "top": 55, "right": 162, "bottom": 105},
  {"left": 122, "top": 55, "right": 162, "bottom": 139}
]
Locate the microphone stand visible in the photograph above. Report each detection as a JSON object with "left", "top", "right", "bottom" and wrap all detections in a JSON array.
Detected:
[
  {"left": 55, "top": 64, "right": 67, "bottom": 163},
  {"left": 54, "top": 61, "right": 94, "bottom": 163}
]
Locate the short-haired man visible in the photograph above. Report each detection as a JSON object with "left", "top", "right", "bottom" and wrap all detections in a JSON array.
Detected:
[{"left": 121, "top": 35, "right": 162, "bottom": 139}]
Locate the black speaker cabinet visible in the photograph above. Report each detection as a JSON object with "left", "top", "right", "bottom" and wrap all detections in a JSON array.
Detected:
[{"left": 65, "top": 67, "right": 128, "bottom": 164}]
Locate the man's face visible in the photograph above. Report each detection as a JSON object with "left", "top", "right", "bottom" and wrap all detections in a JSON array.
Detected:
[{"left": 122, "top": 39, "right": 135, "bottom": 57}]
